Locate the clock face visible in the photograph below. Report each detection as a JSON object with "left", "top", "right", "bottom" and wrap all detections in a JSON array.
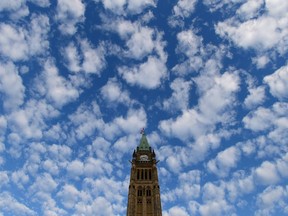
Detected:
[{"left": 140, "top": 155, "right": 149, "bottom": 161}]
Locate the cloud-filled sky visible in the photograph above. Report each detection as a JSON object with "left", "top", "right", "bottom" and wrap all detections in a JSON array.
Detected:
[{"left": 0, "top": 0, "right": 288, "bottom": 215}]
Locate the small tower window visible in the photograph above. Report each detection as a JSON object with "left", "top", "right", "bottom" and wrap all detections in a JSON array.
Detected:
[{"left": 138, "top": 189, "right": 142, "bottom": 196}]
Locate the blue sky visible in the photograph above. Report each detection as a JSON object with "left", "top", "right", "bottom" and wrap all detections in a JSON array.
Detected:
[{"left": 0, "top": 0, "right": 288, "bottom": 215}]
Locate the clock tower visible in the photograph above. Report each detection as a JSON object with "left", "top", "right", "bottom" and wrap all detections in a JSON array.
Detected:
[{"left": 126, "top": 131, "right": 162, "bottom": 216}]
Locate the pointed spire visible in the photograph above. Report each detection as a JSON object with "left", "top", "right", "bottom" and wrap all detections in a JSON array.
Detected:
[{"left": 137, "top": 128, "right": 151, "bottom": 151}]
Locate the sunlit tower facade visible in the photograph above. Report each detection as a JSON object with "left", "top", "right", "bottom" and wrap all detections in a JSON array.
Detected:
[{"left": 126, "top": 130, "right": 162, "bottom": 216}]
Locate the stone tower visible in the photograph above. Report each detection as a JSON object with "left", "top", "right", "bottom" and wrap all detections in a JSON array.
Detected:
[{"left": 126, "top": 131, "right": 162, "bottom": 216}]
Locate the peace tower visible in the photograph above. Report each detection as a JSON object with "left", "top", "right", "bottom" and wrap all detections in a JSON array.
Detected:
[{"left": 126, "top": 131, "right": 162, "bottom": 216}]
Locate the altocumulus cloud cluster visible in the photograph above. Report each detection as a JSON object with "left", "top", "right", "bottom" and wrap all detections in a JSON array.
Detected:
[{"left": 0, "top": 0, "right": 288, "bottom": 215}]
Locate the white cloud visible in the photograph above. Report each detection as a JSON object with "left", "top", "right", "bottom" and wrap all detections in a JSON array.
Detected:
[
  {"left": 100, "top": 77, "right": 132, "bottom": 105},
  {"left": 160, "top": 71, "right": 239, "bottom": 141},
  {"left": 98, "top": 0, "right": 155, "bottom": 15},
  {"left": 252, "top": 55, "right": 269, "bottom": 69},
  {"left": 56, "top": 0, "right": 85, "bottom": 35},
  {"left": 0, "top": 24, "right": 28, "bottom": 60},
  {"left": 127, "top": 0, "right": 156, "bottom": 14},
  {"left": 163, "top": 206, "right": 190, "bottom": 216},
  {"left": 11, "top": 170, "right": 30, "bottom": 189},
  {"left": 172, "top": 29, "right": 204, "bottom": 75},
  {"left": 104, "top": 18, "right": 166, "bottom": 61},
  {"left": 216, "top": 1, "right": 288, "bottom": 55},
  {"left": 8, "top": 99, "right": 60, "bottom": 140},
  {"left": 0, "top": 0, "right": 29, "bottom": 19},
  {"left": 243, "top": 102, "right": 288, "bottom": 133},
  {"left": 63, "top": 42, "right": 81, "bottom": 73},
  {"left": 244, "top": 86, "right": 266, "bottom": 109},
  {"left": 236, "top": 0, "right": 264, "bottom": 19},
  {"left": 100, "top": 0, "right": 126, "bottom": 14},
  {"left": 0, "top": 14, "right": 49, "bottom": 61},
  {"left": 80, "top": 39, "right": 106, "bottom": 74},
  {"left": 264, "top": 65, "right": 288, "bottom": 100},
  {"left": 226, "top": 171, "right": 254, "bottom": 201},
  {"left": 0, "top": 192, "right": 36, "bottom": 216},
  {"left": 0, "top": 171, "right": 9, "bottom": 188},
  {"left": 256, "top": 185, "right": 288, "bottom": 216},
  {"left": 198, "top": 182, "right": 234, "bottom": 216},
  {"left": 40, "top": 59, "right": 79, "bottom": 108},
  {"left": 207, "top": 146, "right": 241, "bottom": 177},
  {"left": 203, "top": 0, "right": 243, "bottom": 12},
  {"left": 67, "top": 160, "right": 84, "bottom": 177},
  {"left": 29, "top": 0, "right": 50, "bottom": 7},
  {"left": 173, "top": 0, "right": 197, "bottom": 18},
  {"left": 88, "top": 137, "right": 111, "bottom": 159},
  {"left": 83, "top": 157, "right": 113, "bottom": 177},
  {"left": 118, "top": 56, "right": 167, "bottom": 89},
  {"left": 162, "top": 170, "right": 201, "bottom": 202},
  {"left": 254, "top": 161, "right": 280, "bottom": 185},
  {"left": 113, "top": 107, "right": 147, "bottom": 134},
  {"left": 63, "top": 40, "right": 106, "bottom": 74},
  {"left": 57, "top": 184, "right": 81, "bottom": 209},
  {"left": 0, "top": 62, "right": 25, "bottom": 111},
  {"left": 125, "top": 26, "right": 154, "bottom": 59},
  {"left": 163, "top": 78, "right": 192, "bottom": 112}
]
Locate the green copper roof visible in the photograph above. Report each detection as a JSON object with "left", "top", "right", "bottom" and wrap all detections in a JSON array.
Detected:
[{"left": 138, "top": 134, "right": 150, "bottom": 151}]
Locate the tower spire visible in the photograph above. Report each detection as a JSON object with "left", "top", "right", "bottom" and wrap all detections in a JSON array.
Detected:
[
  {"left": 138, "top": 129, "right": 151, "bottom": 151},
  {"left": 126, "top": 130, "right": 162, "bottom": 216}
]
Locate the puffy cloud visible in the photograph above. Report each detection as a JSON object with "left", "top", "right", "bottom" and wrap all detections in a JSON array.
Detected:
[
  {"left": 56, "top": 0, "right": 85, "bottom": 35},
  {"left": 163, "top": 206, "right": 190, "bottom": 216},
  {"left": 39, "top": 59, "right": 80, "bottom": 108},
  {"left": 104, "top": 18, "right": 167, "bottom": 63},
  {"left": 125, "top": 26, "right": 154, "bottom": 59},
  {"left": 0, "top": 62, "right": 25, "bottom": 111},
  {"left": 126, "top": 0, "right": 156, "bottom": 14},
  {"left": 207, "top": 146, "right": 241, "bottom": 177},
  {"left": 80, "top": 39, "right": 106, "bottom": 74},
  {"left": 173, "top": 0, "right": 197, "bottom": 18},
  {"left": 160, "top": 71, "right": 239, "bottom": 141},
  {"left": 172, "top": 29, "right": 204, "bottom": 75},
  {"left": 243, "top": 102, "right": 288, "bottom": 133},
  {"left": 68, "top": 101, "right": 103, "bottom": 140},
  {"left": 63, "top": 40, "right": 106, "bottom": 74},
  {"left": 254, "top": 161, "right": 280, "bottom": 185},
  {"left": 118, "top": 56, "right": 167, "bottom": 89},
  {"left": 0, "top": 171, "right": 9, "bottom": 188},
  {"left": 216, "top": 0, "right": 288, "bottom": 55},
  {"left": 113, "top": 107, "right": 147, "bottom": 134},
  {"left": 57, "top": 184, "right": 82, "bottom": 209},
  {"left": 63, "top": 42, "right": 81, "bottom": 73},
  {"left": 67, "top": 160, "right": 84, "bottom": 177},
  {"left": 264, "top": 65, "right": 288, "bottom": 100},
  {"left": 8, "top": 99, "right": 60, "bottom": 141},
  {"left": 98, "top": 0, "right": 155, "bottom": 15},
  {"left": 252, "top": 55, "right": 269, "bottom": 69},
  {"left": 11, "top": 170, "right": 30, "bottom": 189},
  {"left": 0, "top": 24, "right": 28, "bottom": 60},
  {"left": 244, "top": 86, "right": 266, "bottom": 109},
  {"left": 0, "top": 192, "right": 36, "bottom": 216},
  {"left": 163, "top": 78, "right": 192, "bottom": 112},
  {"left": 236, "top": 0, "right": 264, "bottom": 19},
  {"left": 203, "top": 0, "right": 243, "bottom": 12},
  {"left": 162, "top": 170, "right": 201, "bottom": 202},
  {"left": 100, "top": 77, "right": 132, "bottom": 105},
  {"left": 0, "top": 14, "right": 49, "bottom": 61},
  {"left": 256, "top": 185, "right": 288, "bottom": 216}
]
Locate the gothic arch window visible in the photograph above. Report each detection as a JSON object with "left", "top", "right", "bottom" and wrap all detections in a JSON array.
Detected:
[{"left": 137, "top": 187, "right": 142, "bottom": 197}]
